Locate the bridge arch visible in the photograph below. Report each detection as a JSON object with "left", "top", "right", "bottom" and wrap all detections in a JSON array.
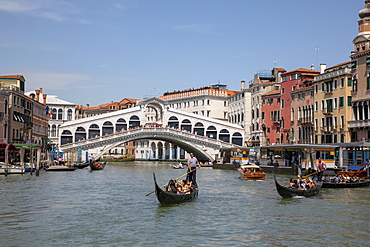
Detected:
[
  {"left": 89, "top": 124, "right": 100, "bottom": 139},
  {"left": 75, "top": 126, "right": 86, "bottom": 142},
  {"left": 116, "top": 118, "right": 127, "bottom": 132},
  {"left": 129, "top": 115, "right": 140, "bottom": 128}
]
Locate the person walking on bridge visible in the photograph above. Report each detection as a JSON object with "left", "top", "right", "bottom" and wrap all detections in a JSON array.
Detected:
[{"left": 187, "top": 153, "right": 200, "bottom": 186}]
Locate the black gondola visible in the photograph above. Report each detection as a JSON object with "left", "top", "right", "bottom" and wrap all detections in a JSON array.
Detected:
[
  {"left": 74, "top": 161, "right": 91, "bottom": 169},
  {"left": 273, "top": 173, "right": 322, "bottom": 198},
  {"left": 322, "top": 180, "right": 370, "bottom": 188},
  {"left": 153, "top": 173, "right": 198, "bottom": 204}
]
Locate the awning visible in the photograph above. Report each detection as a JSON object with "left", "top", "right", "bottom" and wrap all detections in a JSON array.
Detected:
[
  {"left": 43, "top": 138, "right": 52, "bottom": 143},
  {"left": 13, "top": 143, "right": 39, "bottom": 150}
]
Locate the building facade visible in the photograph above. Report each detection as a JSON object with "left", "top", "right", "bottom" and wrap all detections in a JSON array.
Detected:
[
  {"left": 314, "top": 62, "right": 352, "bottom": 144},
  {"left": 348, "top": 0, "right": 370, "bottom": 142}
]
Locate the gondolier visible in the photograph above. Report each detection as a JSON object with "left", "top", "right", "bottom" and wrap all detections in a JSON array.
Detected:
[
  {"left": 187, "top": 153, "right": 200, "bottom": 186},
  {"left": 316, "top": 157, "right": 326, "bottom": 181}
]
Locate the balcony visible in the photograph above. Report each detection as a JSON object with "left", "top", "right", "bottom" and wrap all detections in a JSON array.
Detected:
[
  {"left": 324, "top": 90, "right": 333, "bottom": 94},
  {"left": 348, "top": 119, "right": 370, "bottom": 128},
  {"left": 298, "top": 117, "right": 313, "bottom": 124},
  {"left": 272, "top": 118, "right": 281, "bottom": 124},
  {"left": 320, "top": 125, "right": 337, "bottom": 133},
  {"left": 322, "top": 107, "right": 333, "bottom": 115}
]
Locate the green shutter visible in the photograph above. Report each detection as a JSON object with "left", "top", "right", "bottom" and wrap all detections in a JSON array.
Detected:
[
  {"left": 347, "top": 96, "right": 352, "bottom": 106},
  {"left": 348, "top": 78, "right": 352, "bottom": 87}
]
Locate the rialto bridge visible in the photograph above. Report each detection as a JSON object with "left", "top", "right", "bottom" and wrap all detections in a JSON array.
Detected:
[{"left": 59, "top": 98, "right": 245, "bottom": 162}]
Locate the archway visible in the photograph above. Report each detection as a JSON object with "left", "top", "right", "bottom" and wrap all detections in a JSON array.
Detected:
[
  {"left": 206, "top": 126, "right": 217, "bottom": 139},
  {"left": 168, "top": 116, "right": 179, "bottom": 129},
  {"left": 219, "top": 129, "right": 230, "bottom": 143},
  {"left": 75, "top": 126, "right": 86, "bottom": 141},
  {"left": 61, "top": 130, "right": 73, "bottom": 145},
  {"left": 102, "top": 121, "right": 114, "bottom": 135},
  {"left": 181, "top": 119, "right": 192, "bottom": 132},
  {"left": 116, "top": 118, "right": 127, "bottom": 132},
  {"left": 194, "top": 122, "right": 205, "bottom": 136},
  {"left": 89, "top": 124, "right": 100, "bottom": 139},
  {"left": 129, "top": 115, "right": 140, "bottom": 128},
  {"left": 232, "top": 132, "right": 243, "bottom": 146}
]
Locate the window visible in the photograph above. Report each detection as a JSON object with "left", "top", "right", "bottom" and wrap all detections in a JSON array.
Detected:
[
  {"left": 367, "top": 76, "right": 370, "bottom": 90},
  {"left": 334, "top": 79, "right": 338, "bottom": 89},
  {"left": 340, "top": 78, "right": 344, "bottom": 88},
  {"left": 351, "top": 60, "right": 357, "bottom": 69},
  {"left": 353, "top": 79, "right": 358, "bottom": 92},
  {"left": 367, "top": 57, "right": 370, "bottom": 66},
  {"left": 262, "top": 112, "right": 265, "bottom": 120},
  {"left": 339, "top": 96, "right": 344, "bottom": 107},
  {"left": 347, "top": 96, "right": 352, "bottom": 106},
  {"left": 282, "top": 76, "right": 287, "bottom": 82},
  {"left": 282, "top": 88, "right": 285, "bottom": 94},
  {"left": 348, "top": 78, "right": 352, "bottom": 87},
  {"left": 291, "top": 74, "right": 297, "bottom": 80},
  {"left": 315, "top": 84, "right": 318, "bottom": 93},
  {"left": 334, "top": 98, "right": 337, "bottom": 109},
  {"left": 321, "top": 83, "right": 325, "bottom": 92},
  {"left": 315, "top": 101, "right": 318, "bottom": 111},
  {"left": 281, "top": 99, "right": 284, "bottom": 108}
]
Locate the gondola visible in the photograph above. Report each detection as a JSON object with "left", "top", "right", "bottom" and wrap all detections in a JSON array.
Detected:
[
  {"left": 273, "top": 173, "right": 322, "bottom": 198},
  {"left": 322, "top": 179, "right": 370, "bottom": 188},
  {"left": 153, "top": 173, "right": 198, "bottom": 204},
  {"left": 89, "top": 162, "right": 107, "bottom": 170},
  {"left": 74, "top": 161, "right": 91, "bottom": 169}
]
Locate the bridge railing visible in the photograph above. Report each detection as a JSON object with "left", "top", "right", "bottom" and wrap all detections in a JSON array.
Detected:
[{"left": 60, "top": 126, "right": 242, "bottom": 150}]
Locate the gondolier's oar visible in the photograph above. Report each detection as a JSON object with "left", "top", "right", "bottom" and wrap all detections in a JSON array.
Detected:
[
  {"left": 301, "top": 168, "right": 327, "bottom": 179},
  {"left": 145, "top": 167, "right": 200, "bottom": 196}
]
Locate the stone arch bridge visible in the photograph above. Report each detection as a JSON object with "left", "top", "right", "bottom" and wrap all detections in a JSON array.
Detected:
[{"left": 59, "top": 98, "right": 245, "bottom": 161}]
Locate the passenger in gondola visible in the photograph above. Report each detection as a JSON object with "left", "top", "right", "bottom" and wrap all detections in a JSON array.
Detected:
[
  {"left": 166, "top": 180, "right": 177, "bottom": 193},
  {"left": 323, "top": 175, "right": 331, "bottom": 183},
  {"left": 333, "top": 175, "right": 340, "bottom": 183}
]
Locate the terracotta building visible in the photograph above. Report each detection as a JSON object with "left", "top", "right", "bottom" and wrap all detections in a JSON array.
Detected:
[{"left": 280, "top": 68, "right": 320, "bottom": 144}]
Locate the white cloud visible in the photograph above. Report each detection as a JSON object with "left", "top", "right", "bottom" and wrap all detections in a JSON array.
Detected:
[{"left": 0, "top": 0, "right": 85, "bottom": 23}]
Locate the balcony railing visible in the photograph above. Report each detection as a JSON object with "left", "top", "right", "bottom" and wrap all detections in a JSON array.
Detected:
[
  {"left": 320, "top": 125, "right": 337, "bottom": 133},
  {"left": 348, "top": 119, "right": 370, "bottom": 128},
  {"left": 322, "top": 107, "right": 333, "bottom": 115}
]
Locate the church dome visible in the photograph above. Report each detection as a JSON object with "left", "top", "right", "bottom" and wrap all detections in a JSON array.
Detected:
[{"left": 359, "top": 0, "right": 370, "bottom": 18}]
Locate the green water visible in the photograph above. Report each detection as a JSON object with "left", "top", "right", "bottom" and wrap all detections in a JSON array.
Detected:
[{"left": 0, "top": 161, "right": 369, "bottom": 246}]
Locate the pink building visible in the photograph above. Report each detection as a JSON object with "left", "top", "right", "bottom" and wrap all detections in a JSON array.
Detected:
[
  {"left": 261, "top": 89, "right": 281, "bottom": 145},
  {"left": 280, "top": 68, "right": 320, "bottom": 144}
]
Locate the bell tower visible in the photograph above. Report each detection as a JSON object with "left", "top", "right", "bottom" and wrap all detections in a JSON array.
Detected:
[{"left": 353, "top": 0, "right": 370, "bottom": 52}]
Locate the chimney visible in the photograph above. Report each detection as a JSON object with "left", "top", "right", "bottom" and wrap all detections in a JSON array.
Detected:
[
  {"left": 311, "top": 64, "right": 315, "bottom": 70},
  {"left": 86, "top": 104, "right": 89, "bottom": 109},
  {"left": 40, "top": 88, "right": 43, "bottom": 93},
  {"left": 35, "top": 89, "right": 40, "bottom": 102},
  {"left": 241, "top": 80, "right": 245, "bottom": 91},
  {"left": 320, "top": 64, "right": 327, "bottom": 74},
  {"left": 42, "top": 94, "right": 47, "bottom": 105}
]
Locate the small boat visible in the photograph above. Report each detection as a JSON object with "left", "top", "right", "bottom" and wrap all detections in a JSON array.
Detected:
[
  {"left": 337, "top": 164, "right": 369, "bottom": 178},
  {"left": 238, "top": 164, "right": 265, "bottom": 180},
  {"left": 322, "top": 179, "right": 370, "bottom": 188},
  {"left": 0, "top": 163, "right": 25, "bottom": 175},
  {"left": 46, "top": 165, "right": 77, "bottom": 171},
  {"left": 153, "top": 173, "right": 198, "bottom": 204},
  {"left": 74, "top": 161, "right": 91, "bottom": 169},
  {"left": 89, "top": 162, "right": 107, "bottom": 170},
  {"left": 273, "top": 173, "right": 322, "bottom": 198},
  {"left": 173, "top": 162, "right": 184, "bottom": 169}
]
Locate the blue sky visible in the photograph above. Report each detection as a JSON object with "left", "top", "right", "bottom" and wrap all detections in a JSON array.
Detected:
[{"left": 0, "top": 0, "right": 362, "bottom": 106}]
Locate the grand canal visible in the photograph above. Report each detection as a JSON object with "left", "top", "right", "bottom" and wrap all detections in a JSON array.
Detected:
[{"left": 1, "top": 161, "right": 369, "bottom": 246}]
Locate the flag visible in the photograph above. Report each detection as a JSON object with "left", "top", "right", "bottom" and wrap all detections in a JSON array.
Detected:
[
  {"left": 45, "top": 106, "right": 49, "bottom": 116},
  {"left": 48, "top": 107, "right": 53, "bottom": 117}
]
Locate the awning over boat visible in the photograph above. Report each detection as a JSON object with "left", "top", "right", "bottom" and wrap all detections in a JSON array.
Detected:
[{"left": 345, "top": 165, "right": 365, "bottom": 171}]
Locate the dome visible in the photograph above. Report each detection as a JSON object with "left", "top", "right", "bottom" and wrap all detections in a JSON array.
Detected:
[{"left": 359, "top": 1, "right": 370, "bottom": 18}]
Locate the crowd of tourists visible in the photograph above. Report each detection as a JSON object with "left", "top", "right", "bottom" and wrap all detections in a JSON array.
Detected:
[
  {"left": 289, "top": 177, "right": 317, "bottom": 190},
  {"left": 166, "top": 179, "right": 194, "bottom": 194}
]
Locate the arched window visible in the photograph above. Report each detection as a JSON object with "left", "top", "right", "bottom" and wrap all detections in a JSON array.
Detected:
[
  {"left": 67, "top": 109, "right": 73, "bottom": 120},
  {"left": 58, "top": 109, "right": 63, "bottom": 120},
  {"left": 116, "top": 118, "right": 127, "bottom": 131}
]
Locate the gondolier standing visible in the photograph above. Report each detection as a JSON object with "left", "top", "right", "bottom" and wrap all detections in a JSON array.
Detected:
[
  {"left": 316, "top": 157, "right": 326, "bottom": 181},
  {"left": 187, "top": 153, "right": 200, "bottom": 186}
]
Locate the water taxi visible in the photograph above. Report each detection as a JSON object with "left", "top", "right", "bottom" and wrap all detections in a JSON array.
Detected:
[{"left": 238, "top": 163, "right": 265, "bottom": 180}]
